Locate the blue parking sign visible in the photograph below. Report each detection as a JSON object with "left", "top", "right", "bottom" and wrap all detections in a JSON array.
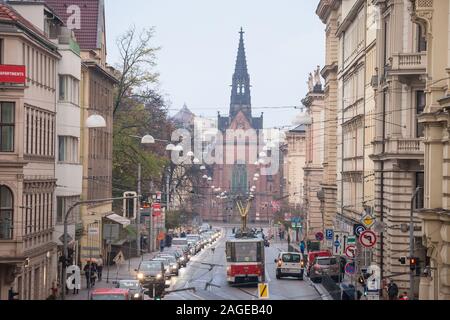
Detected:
[{"left": 326, "top": 229, "right": 334, "bottom": 240}]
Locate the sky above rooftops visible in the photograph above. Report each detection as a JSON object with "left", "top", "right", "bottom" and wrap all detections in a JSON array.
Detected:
[{"left": 105, "top": 0, "right": 324, "bottom": 129}]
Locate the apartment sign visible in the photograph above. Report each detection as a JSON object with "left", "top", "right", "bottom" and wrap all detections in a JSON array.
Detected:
[{"left": 0, "top": 65, "right": 26, "bottom": 83}]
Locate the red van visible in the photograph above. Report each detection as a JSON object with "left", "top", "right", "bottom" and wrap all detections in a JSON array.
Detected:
[
  {"left": 305, "top": 250, "right": 332, "bottom": 277},
  {"left": 90, "top": 288, "right": 130, "bottom": 300}
]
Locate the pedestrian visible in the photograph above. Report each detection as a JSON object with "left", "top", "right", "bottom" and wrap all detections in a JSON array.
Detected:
[
  {"left": 71, "top": 270, "right": 80, "bottom": 294},
  {"left": 8, "top": 287, "right": 18, "bottom": 300},
  {"left": 300, "top": 241, "right": 306, "bottom": 255},
  {"left": 83, "top": 262, "right": 91, "bottom": 289},
  {"left": 90, "top": 262, "right": 97, "bottom": 287},
  {"left": 387, "top": 280, "right": 399, "bottom": 300},
  {"left": 97, "top": 255, "right": 103, "bottom": 281}
]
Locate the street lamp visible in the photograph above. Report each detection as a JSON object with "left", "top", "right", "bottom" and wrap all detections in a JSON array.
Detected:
[
  {"left": 166, "top": 144, "right": 175, "bottom": 151},
  {"left": 86, "top": 114, "right": 106, "bottom": 128}
]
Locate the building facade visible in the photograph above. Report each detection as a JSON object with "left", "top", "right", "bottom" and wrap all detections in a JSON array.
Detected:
[
  {"left": 284, "top": 126, "right": 306, "bottom": 210},
  {"left": 0, "top": 2, "right": 60, "bottom": 300},
  {"left": 45, "top": 0, "right": 117, "bottom": 267},
  {"left": 409, "top": 0, "right": 450, "bottom": 300},
  {"left": 302, "top": 80, "right": 325, "bottom": 240},
  {"left": 316, "top": 0, "right": 340, "bottom": 232},
  {"left": 370, "top": 0, "right": 426, "bottom": 295}
]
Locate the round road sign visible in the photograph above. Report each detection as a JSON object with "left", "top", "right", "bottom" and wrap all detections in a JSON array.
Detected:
[
  {"left": 359, "top": 230, "right": 377, "bottom": 248},
  {"left": 345, "top": 263, "right": 356, "bottom": 275},
  {"left": 354, "top": 224, "right": 366, "bottom": 238},
  {"left": 315, "top": 232, "right": 324, "bottom": 241},
  {"left": 345, "top": 245, "right": 356, "bottom": 258}
]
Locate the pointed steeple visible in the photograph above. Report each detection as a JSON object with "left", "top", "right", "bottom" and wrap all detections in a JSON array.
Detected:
[{"left": 230, "top": 27, "right": 251, "bottom": 119}]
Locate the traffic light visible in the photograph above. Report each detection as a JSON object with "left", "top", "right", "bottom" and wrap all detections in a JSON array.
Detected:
[
  {"left": 123, "top": 192, "right": 137, "bottom": 219},
  {"left": 410, "top": 257, "right": 418, "bottom": 271},
  {"left": 399, "top": 256, "right": 406, "bottom": 265}
]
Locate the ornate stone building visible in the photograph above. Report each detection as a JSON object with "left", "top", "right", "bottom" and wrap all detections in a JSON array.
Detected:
[
  {"left": 409, "top": 0, "right": 450, "bottom": 300},
  {"left": 316, "top": 0, "right": 340, "bottom": 232},
  {"left": 302, "top": 77, "right": 325, "bottom": 240},
  {"left": 284, "top": 125, "right": 306, "bottom": 209}
]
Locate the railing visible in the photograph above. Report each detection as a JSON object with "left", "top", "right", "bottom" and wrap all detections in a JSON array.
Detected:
[
  {"left": 391, "top": 53, "right": 427, "bottom": 71},
  {"left": 398, "top": 139, "right": 422, "bottom": 152}
]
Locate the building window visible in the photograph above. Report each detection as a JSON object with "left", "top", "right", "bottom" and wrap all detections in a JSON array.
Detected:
[
  {"left": 417, "top": 25, "right": 427, "bottom": 52},
  {"left": 59, "top": 75, "right": 80, "bottom": 106},
  {"left": 58, "top": 136, "right": 79, "bottom": 163},
  {"left": 0, "top": 185, "right": 13, "bottom": 239},
  {"left": 56, "top": 196, "right": 79, "bottom": 224},
  {"left": 0, "top": 102, "right": 15, "bottom": 152},
  {"left": 416, "top": 91, "right": 426, "bottom": 137},
  {"left": 415, "top": 172, "right": 424, "bottom": 209}
]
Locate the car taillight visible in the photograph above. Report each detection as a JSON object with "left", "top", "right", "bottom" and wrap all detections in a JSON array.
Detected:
[
  {"left": 301, "top": 261, "right": 304, "bottom": 268},
  {"left": 277, "top": 261, "right": 282, "bottom": 267}
]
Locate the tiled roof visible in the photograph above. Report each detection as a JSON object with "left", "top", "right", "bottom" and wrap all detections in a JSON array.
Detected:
[
  {"left": 44, "top": 0, "right": 102, "bottom": 50},
  {"left": 0, "top": 3, "right": 47, "bottom": 38}
]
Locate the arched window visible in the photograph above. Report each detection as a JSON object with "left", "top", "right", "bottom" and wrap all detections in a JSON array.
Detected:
[{"left": 0, "top": 186, "right": 13, "bottom": 239}]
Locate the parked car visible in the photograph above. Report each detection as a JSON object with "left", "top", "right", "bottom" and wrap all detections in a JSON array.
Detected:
[
  {"left": 305, "top": 250, "right": 332, "bottom": 276},
  {"left": 275, "top": 252, "right": 304, "bottom": 280},
  {"left": 115, "top": 279, "right": 145, "bottom": 300},
  {"left": 309, "top": 256, "right": 340, "bottom": 283},
  {"left": 90, "top": 288, "right": 129, "bottom": 300}
]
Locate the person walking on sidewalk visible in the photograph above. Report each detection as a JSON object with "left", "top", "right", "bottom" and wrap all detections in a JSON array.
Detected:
[
  {"left": 97, "top": 255, "right": 103, "bottom": 281},
  {"left": 388, "top": 280, "right": 399, "bottom": 300}
]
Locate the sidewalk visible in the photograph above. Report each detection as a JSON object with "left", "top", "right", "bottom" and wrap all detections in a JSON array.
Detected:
[{"left": 65, "top": 252, "right": 158, "bottom": 300}]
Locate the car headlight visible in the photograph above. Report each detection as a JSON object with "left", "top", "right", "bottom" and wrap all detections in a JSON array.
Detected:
[
  {"left": 156, "top": 273, "right": 162, "bottom": 279},
  {"left": 180, "top": 257, "right": 185, "bottom": 261},
  {"left": 137, "top": 273, "right": 144, "bottom": 280},
  {"left": 188, "top": 255, "right": 191, "bottom": 259},
  {"left": 134, "top": 293, "right": 140, "bottom": 298}
]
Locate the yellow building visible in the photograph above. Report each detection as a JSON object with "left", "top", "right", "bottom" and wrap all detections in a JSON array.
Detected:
[{"left": 409, "top": 0, "right": 450, "bottom": 300}]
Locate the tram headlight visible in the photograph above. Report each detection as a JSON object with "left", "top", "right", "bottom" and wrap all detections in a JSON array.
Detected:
[{"left": 137, "top": 273, "right": 144, "bottom": 280}]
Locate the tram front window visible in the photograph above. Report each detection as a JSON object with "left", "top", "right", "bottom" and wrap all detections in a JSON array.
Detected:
[{"left": 234, "top": 242, "right": 258, "bottom": 262}]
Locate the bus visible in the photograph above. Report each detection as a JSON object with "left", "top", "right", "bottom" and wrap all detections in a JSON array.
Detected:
[{"left": 225, "top": 235, "right": 265, "bottom": 285}]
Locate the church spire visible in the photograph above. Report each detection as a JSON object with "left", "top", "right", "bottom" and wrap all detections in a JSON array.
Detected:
[{"left": 230, "top": 27, "right": 251, "bottom": 119}]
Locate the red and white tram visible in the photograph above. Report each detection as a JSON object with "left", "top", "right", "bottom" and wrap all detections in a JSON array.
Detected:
[{"left": 225, "top": 235, "right": 265, "bottom": 285}]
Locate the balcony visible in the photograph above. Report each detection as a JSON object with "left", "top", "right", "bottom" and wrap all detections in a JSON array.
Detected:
[
  {"left": 389, "top": 52, "right": 427, "bottom": 76},
  {"left": 387, "top": 138, "right": 424, "bottom": 158}
]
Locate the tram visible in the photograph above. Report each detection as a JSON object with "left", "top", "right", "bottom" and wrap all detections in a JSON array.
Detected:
[{"left": 225, "top": 229, "right": 266, "bottom": 285}]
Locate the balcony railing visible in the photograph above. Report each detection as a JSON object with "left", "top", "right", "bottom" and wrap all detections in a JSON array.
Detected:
[
  {"left": 390, "top": 52, "right": 427, "bottom": 73},
  {"left": 386, "top": 138, "right": 424, "bottom": 155}
]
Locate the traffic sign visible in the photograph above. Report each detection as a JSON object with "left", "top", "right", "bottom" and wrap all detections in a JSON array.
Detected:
[
  {"left": 345, "top": 245, "right": 356, "bottom": 259},
  {"left": 258, "top": 283, "right": 269, "bottom": 299},
  {"left": 325, "top": 229, "right": 334, "bottom": 240},
  {"left": 347, "top": 236, "right": 356, "bottom": 245},
  {"left": 113, "top": 251, "right": 125, "bottom": 265},
  {"left": 334, "top": 240, "right": 340, "bottom": 248},
  {"left": 361, "top": 214, "right": 375, "bottom": 228},
  {"left": 315, "top": 232, "right": 324, "bottom": 241},
  {"left": 333, "top": 232, "right": 348, "bottom": 255},
  {"left": 353, "top": 224, "right": 366, "bottom": 238},
  {"left": 345, "top": 263, "right": 356, "bottom": 275},
  {"left": 59, "top": 233, "right": 73, "bottom": 244},
  {"left": 359, "top": 230, "right": 377, "bottom": 248}
]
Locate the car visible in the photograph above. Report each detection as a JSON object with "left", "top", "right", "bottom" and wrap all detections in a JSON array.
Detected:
[
  {"left": 275, "top": 252, "right": 304, "bottom": 280},
  {"left": 305, "top": 250, "right": 332, "bottom": 276},
  {"left": 90, "top": 288, "right": 129, "bottom": 300},
  {"left": 136, "top": 259, "right": 171, "bottom": 289},
  {"left": 309, "top": 256, "right": 340, "bottom": 283},
  {"left": 157, "top": 254, "right": 180, "bottom": 276},
  {"left": 115, "top": 279, "right": 144, "bottom": 300}
]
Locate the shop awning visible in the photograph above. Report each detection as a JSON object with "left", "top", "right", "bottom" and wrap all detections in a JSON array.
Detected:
[{"left": 105, "top": 213, "right": 131, "bottom": 227}]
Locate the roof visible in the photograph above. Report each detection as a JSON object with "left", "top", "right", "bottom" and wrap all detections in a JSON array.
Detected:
[
  {"left": 91, "top": 288, "right": 129, "bottom": 295},
  {"left": 0, "top": 3, "right": 47, "bottom": 39},
  {"left": 44, "top": 0, "right": 104, "bottom": 50},
  {"left": 290, "top": 124, "right": 306, "bottom": 133}
]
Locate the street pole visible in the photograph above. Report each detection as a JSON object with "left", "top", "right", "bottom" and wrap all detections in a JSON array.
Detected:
[
  {"left": 409, "top": 187, "right": 421, "bottom": 300},
  {"left": 137, "top": 163, "right": 142, "bottom": 257}
]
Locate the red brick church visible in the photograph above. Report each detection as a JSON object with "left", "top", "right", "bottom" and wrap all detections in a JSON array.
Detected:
[{"left": 200, "top": 29, "right": 281, "bottom": 223}]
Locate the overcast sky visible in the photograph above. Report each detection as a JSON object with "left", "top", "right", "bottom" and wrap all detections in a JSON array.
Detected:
[{"left": 105, "top": 0, "right": 325, "bottom": 128}]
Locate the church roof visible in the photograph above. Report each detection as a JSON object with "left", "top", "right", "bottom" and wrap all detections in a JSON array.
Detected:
[{"left": 172, "top": 104, "right": 196, "bottom": 125}]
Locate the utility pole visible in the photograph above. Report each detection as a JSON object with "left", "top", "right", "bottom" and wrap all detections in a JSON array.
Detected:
[
  {"left": 137, "top": 163, "right": 142, "bottom": 257},
  {"left": 409, "top": 187, "right": 421, "bottom": 300}
]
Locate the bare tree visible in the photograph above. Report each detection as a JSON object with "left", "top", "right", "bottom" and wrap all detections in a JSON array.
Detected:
[{"left": 114, "top": 25, "right": 160, "bottom": 116}]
